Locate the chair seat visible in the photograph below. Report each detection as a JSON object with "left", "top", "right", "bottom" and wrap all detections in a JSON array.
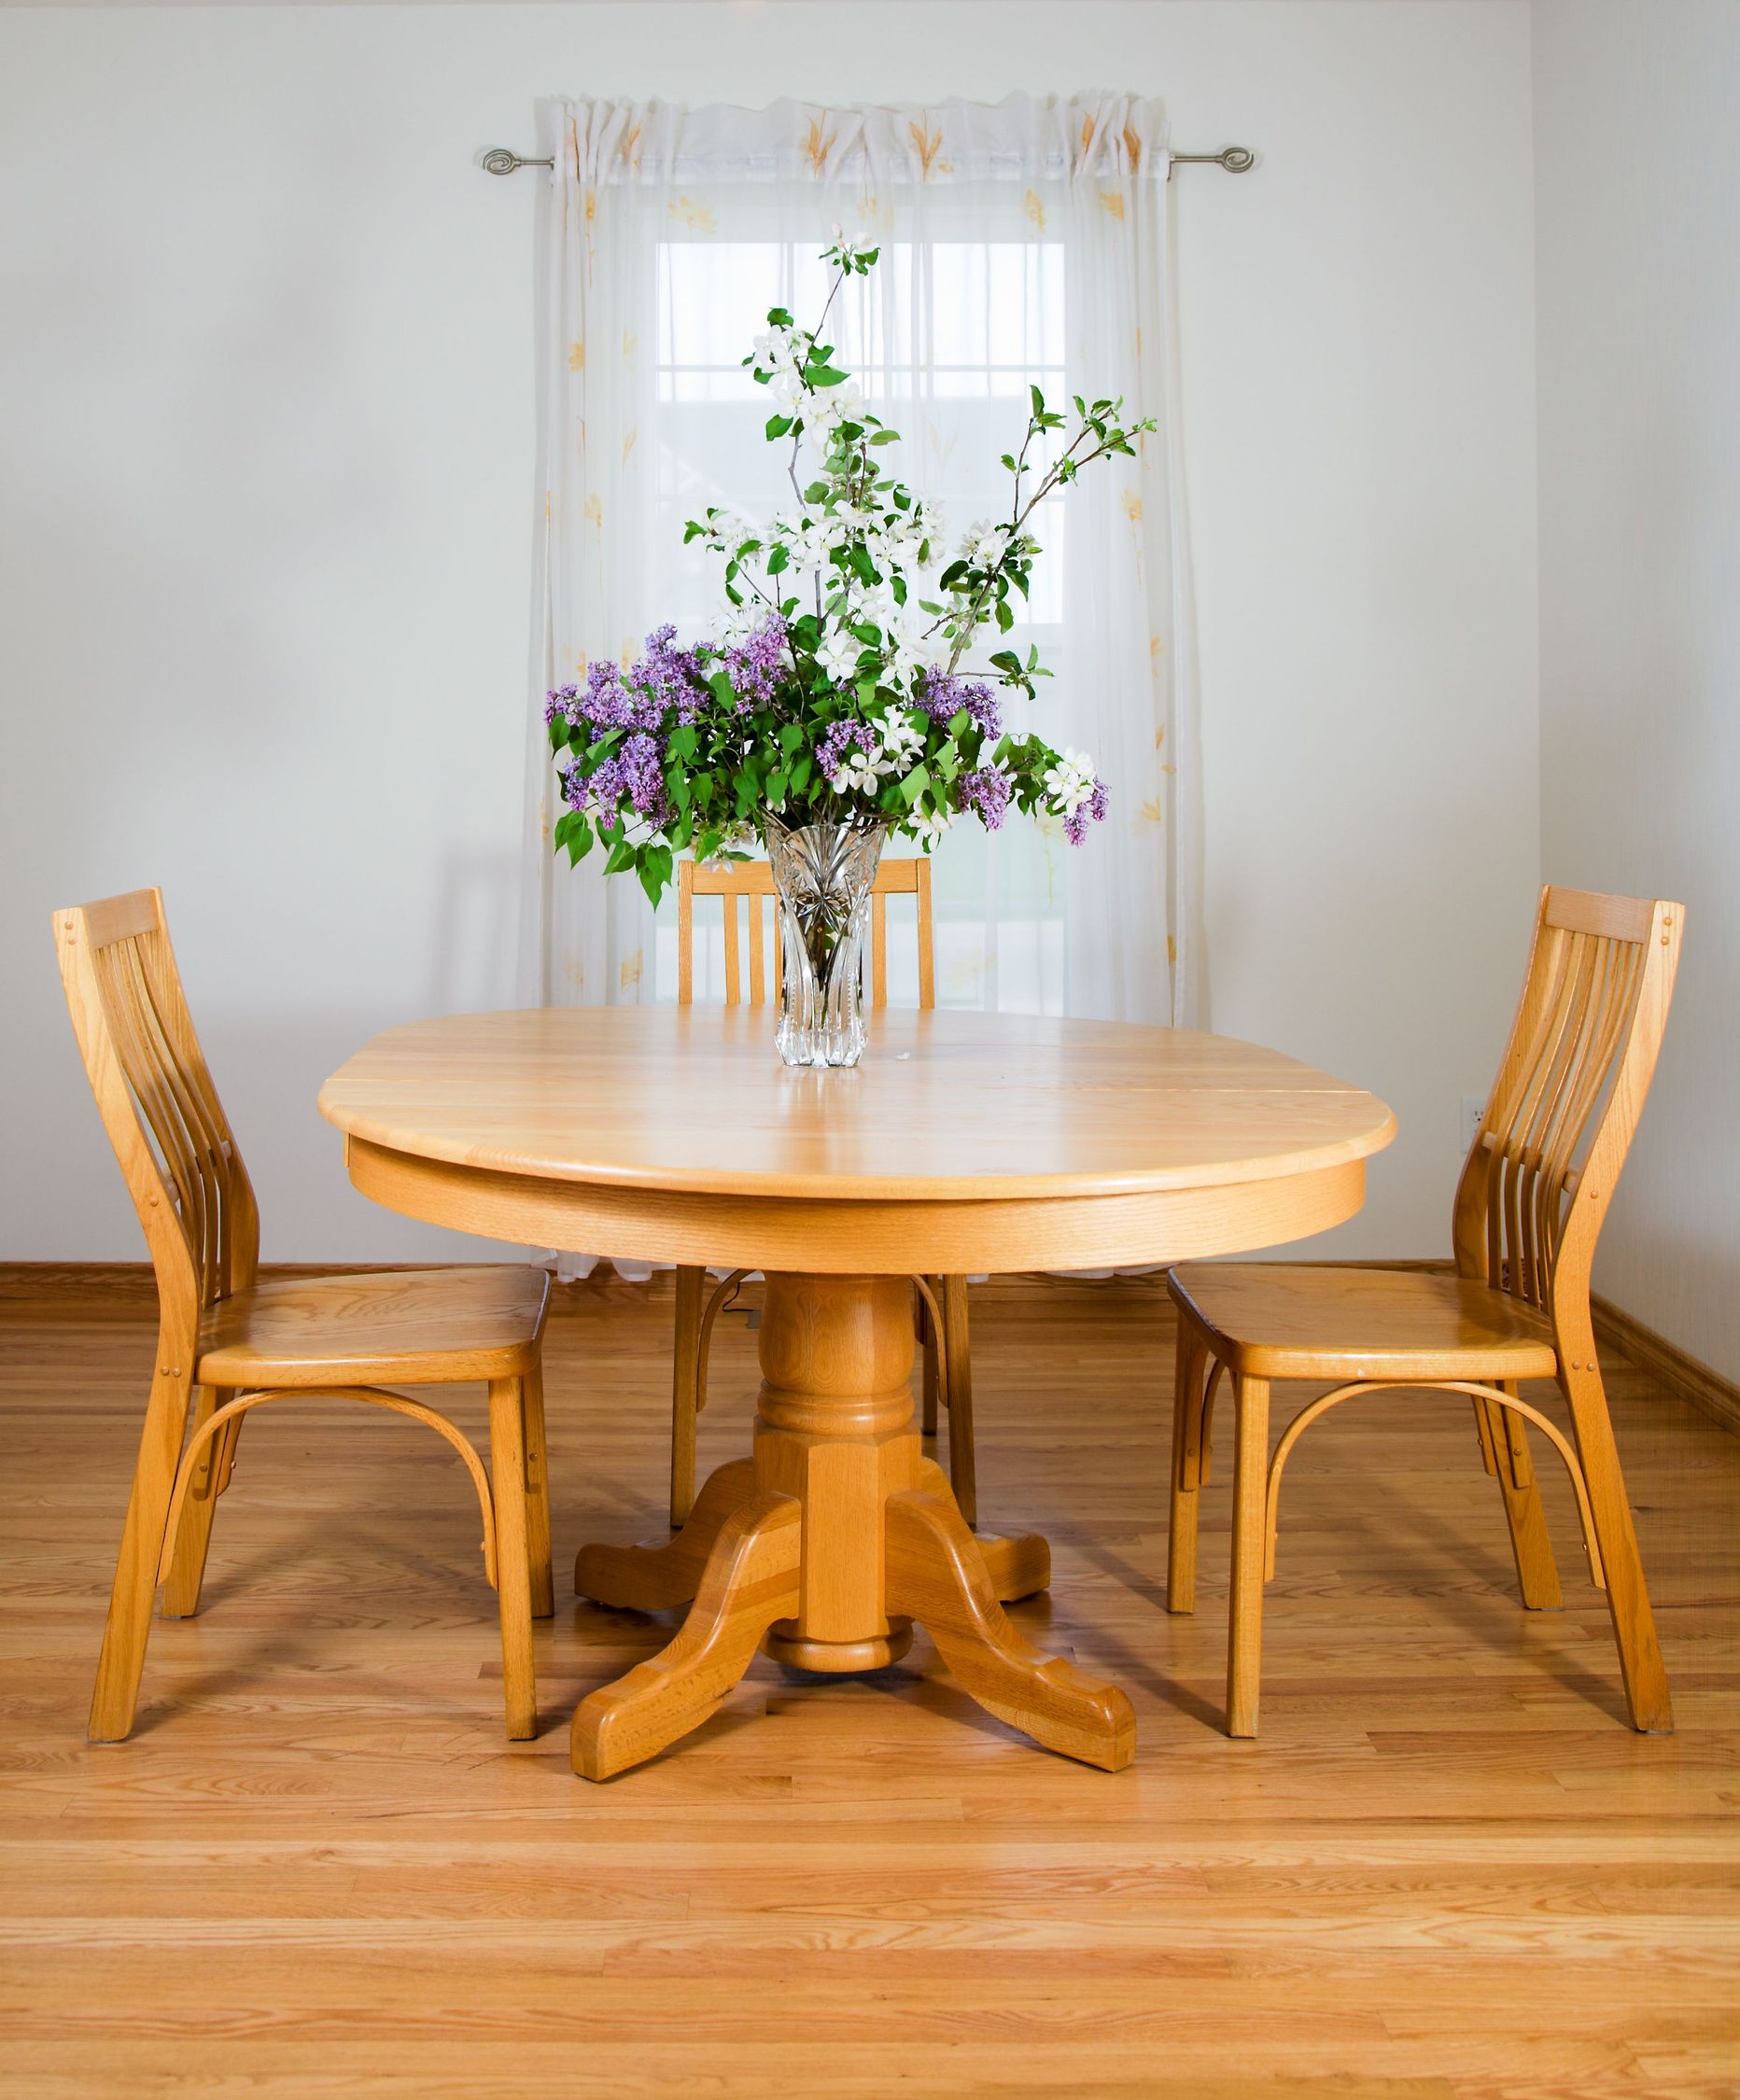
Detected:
[
  {"left": 197, "top": 1266, "right": 550, "bottom": 1389},
  {"left": 1168, "top": 1264, "right": 1559, "bottom": 1382}
]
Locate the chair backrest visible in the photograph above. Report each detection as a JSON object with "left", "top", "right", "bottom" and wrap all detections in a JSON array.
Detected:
[
  {"left": 677, "top": 856, "right": 935, "bottom": 1010},
  {"left": 54, "top": 889, "right": 259, "bottom": 1331},
  {"left": 1452, "top": 885, "right": 1682, "bottom": 1331}
]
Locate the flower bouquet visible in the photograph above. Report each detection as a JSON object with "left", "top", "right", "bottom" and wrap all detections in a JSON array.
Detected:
[{"left": 546, "top": 229, "right": 1151, "bottom": 1065}]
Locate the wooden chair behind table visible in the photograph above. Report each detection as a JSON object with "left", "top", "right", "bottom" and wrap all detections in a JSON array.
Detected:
[
  {"left": 1166, "top": 886, "right": 1684, "bottom": 1739},
  {"left": 669, "top": 854, "right": 980, "bottom": 1529},
  {"left": 55, "top": 889, "right": 554, "bottom": 1744}
]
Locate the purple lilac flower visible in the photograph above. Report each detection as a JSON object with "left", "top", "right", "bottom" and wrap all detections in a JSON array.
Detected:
[
  {"left": 916, "top": 670, "right": 1003, "bottom": 741},
  {"left": 1063, "top": 779, "right": 1110, "bottom": 847},
  {"left": 955, "top": 765, "right": 1013, "bottom": 832},
  {"left": 722, "top": 615, "right": 788, "bottom": 710},
  {"left": 619, "top": 732, "right": 673, "bottom": 823},
  {"left": 543, "top": 624, "right": 708, "bottom": 736},
  {"left": 561, "top": 733, "right": 675, "bottom": 831},
  {"left": 815, "top": 720, "right": 876, "bottom": 784},
  {"left": 635, "top": 623, "right": 709, "bottom": 724}
]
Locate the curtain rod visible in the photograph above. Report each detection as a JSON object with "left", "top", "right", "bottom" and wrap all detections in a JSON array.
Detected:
[{"left": 477, "top": 144, "right": 1255, "bottom": 177}]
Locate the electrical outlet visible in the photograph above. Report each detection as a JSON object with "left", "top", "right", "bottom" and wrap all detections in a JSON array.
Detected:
[{"left": 1461, "top": 1095, "right": 1486, "bottom": 1151}]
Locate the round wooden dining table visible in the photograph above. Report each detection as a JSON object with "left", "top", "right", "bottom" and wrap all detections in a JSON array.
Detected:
[{"left": 319, "top": 1006, "right": 1395, "bottom": 1779}]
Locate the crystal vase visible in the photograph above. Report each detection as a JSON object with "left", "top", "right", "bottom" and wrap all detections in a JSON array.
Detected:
[{"left": 765, "top": 814, "right": 888, "bottom": 1069}]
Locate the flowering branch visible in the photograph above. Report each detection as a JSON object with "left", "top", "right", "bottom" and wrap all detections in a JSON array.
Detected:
[{"left": 545, "top": 231, "right": 1146, "bottom": 904}]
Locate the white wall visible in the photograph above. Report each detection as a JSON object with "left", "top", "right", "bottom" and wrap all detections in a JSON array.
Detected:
[
  {"left": 0, "top": 1, "right": 1540, "bottom": 1265},
  {"left": 1534, "top": 0, "right": 1740, "bottom": 1383}
]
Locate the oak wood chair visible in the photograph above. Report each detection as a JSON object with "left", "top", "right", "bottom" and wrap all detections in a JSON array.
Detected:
[
  {"left": 55, "top": 889, "right": 554, "bottom": 1745},
  {"left": 1166, "top": 885, "right": 1683, "bottom": 1739},
  {"left": 669, "top": 854, "right": 978, "bottom": 1528}
]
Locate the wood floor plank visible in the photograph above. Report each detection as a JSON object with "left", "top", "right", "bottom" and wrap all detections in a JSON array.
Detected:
[{"left": 0, "top": 1267, "right": 1735, "bottom": 2095}]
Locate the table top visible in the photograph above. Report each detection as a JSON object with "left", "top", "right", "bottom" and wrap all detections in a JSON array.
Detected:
[{"left": 319, "top": 1007, "right": 1395, "bottom": 1205}]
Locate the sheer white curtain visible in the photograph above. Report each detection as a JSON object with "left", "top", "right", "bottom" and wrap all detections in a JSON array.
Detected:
[{"left": 517, "top": 93, "right": 1203, "bottom": 1274}]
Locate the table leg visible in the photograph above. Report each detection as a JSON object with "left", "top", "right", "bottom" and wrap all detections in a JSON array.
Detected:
[
  {"left": 575, "top": 1458, "right": 757, "bottom": 1613},
  {"left": 568, "top": 1272, "right": 1130, "bottom": 1780}
]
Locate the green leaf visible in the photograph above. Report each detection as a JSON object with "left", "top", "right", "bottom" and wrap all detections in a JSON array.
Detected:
[
  {"left": 668, "top": 723, "right": 698, "bottom": 761},
  {"left": 765, "top": 414, "right": 793, "bottom": 441},
  {"left": 566, "top": 823, "right": 593, "bottom": 866},
  {"left": 1031, "top": 383, "right": 1046, "bottom": 418},
  {"left": 869, "top": 428, "right": 899, "bottom": 446},
  {"left": 603, "top": 838, "right": 636, "bottom": 876},
  {"left": 995, "top": 599, "right": 1015, "bottom": 633},
  {"left": 638, "top": 844, "right": 673, "bottom": 908},
  {"left": 766, "top": 543, "right": 790, "bottom": 575},
  {"left": 807, "top": 364, "right": 849, "bottom": 387}
]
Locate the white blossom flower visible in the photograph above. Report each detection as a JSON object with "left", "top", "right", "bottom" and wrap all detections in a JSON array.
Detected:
[
  {"left": 960, "top": 520, "right": 1013, "bottom": 569},
  {"left": 848, "top": 578, "right": 903, "bottom": 634},
  {"left": 799, "top": 379, "right": 864, "bottom": 437},
  {"left": 698, "top": 508, "right": 753, "bottom": 555},
  {"left": 831, "top": 749, "right": 880, "bottom": 795},
  {"left": 876, "top": 710, "right": 925, "bottom": 766},
  {"left": 874, "top": 503, "right": 929, "bottom": 558},
  {"left": 827, "top": 223, "right": 879, "bottom": 272},
  {"left": 710, "top": 599, "right": 763, "bottom": 646},
  {"left": 888, "top": 615, "right": 945, "bottom": 681},
  {"left": 751, "top": 323, "right": 805, "bottom": 375},
  {"left": 776, "top": 506, "right": 847, "bottom": 577},
  {"left": 1042, "top": 746, "right": 1099, "bottom": 815},
  {"left": 906, "top": 805, "right": 956, "bottom": 845},
  {"left": 816, "top": 630, "right": 864, "bottom": 683}
]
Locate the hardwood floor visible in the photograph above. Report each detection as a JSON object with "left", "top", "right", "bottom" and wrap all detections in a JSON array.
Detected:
[{"left": 1, "top": 1267, "right": 1735, "bottom": 2096}]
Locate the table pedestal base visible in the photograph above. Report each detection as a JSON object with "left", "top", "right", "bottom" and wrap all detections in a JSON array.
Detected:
[{"left": 570, "top": 1273, "right": 1135, "bottom": 1781}]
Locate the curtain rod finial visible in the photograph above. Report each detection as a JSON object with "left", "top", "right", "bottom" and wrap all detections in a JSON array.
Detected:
[
  {"left": 1168, "top": 145, "right": 1256, "bottom": 176},
  {"left": 478, "top": 146, "right": 554, "bottom": 176}
]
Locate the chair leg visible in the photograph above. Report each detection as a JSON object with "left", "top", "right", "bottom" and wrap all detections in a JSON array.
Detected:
[
  {"left": 159, "top": 1385, "right": 234, "bottom": 1619},
  {"left": 1226, "top": 1373, "right": 1270, "bottom": 1739},
  {"left": 89, "top": 1365, "right": 196, "bottom": 1743},
  {"left": 669, "top": 1266, "right": 706, "bottom": 1531},
  {"left": 487, "top": 1377, "right": 539, "bottom": 1741},
  {"left": 1561, "top": 1360, "right": 1673, "bottom": 1733},
  {"left": 521, "top": 1360, "right": 555, "bottom": 1618},
  {"left": 1167, "top": 1322, "right": 1211, "bottom": 1614},
  {"left": 213, "top": 1408, "right": 244, "bottom": 1496},
  {"left": 1479, "top": 1388, "right": 1563, "bottom": 1611},
  {"left": 940, "top": 1275, "right": 976, "bottom": 1530},
  {"left": 918, "top": 1280, "right": 942, "bottom": 1438}
]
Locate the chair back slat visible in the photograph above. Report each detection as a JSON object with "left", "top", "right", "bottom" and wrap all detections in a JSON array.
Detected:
[
  {"left": 55, "top": 890, "right": 259, "bottom": 1326},
  {"left": 1452, "top": 886, "right": 1681, "bottom": 1327},
  {"left": 677, "top": 856, "right": 934, "bottom": 1011}
]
